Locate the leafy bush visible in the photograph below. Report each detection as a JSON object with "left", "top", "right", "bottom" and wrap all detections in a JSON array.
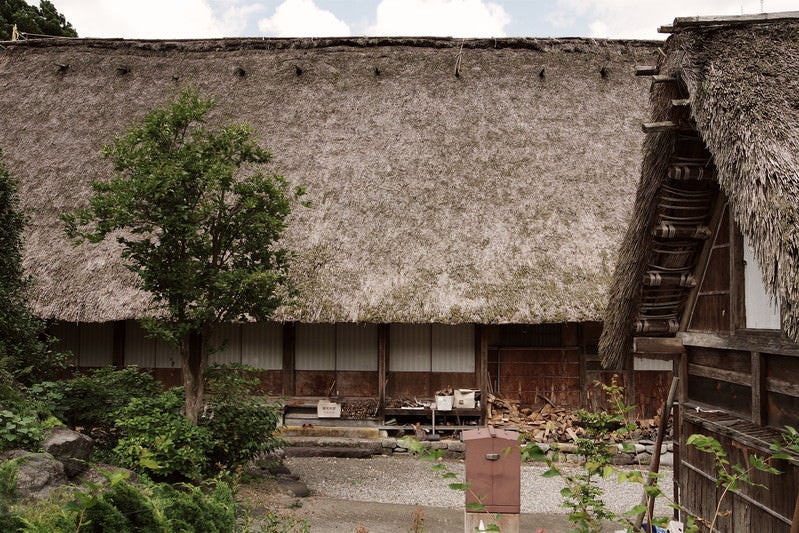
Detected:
[
  {"left": 0, "top": 409, "right": 44, "bottom": 452},
  {"left": 201, "top": 364, "right": 284, "bottom": 469},
  {"left": 112, "top": 388, "right": 212, "bottom": 480},
  {"left": 54, "top": 367, "right": 161, "bottom": 431},
  {"left": 3, "top": 469, "right": 249, "bottom": 532}
]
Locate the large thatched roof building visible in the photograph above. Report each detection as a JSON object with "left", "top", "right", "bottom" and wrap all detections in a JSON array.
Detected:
[
  {"left": 598, "top": 12, "right": 799, "bottom": 530},
  {"left": 1, "top": 36, "right": 658, "bottom": 415}
]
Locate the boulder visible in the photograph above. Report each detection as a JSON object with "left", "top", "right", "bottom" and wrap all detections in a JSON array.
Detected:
[
  {"left": 0, "top": 450, "right": 68, "bottom": 499},
  {"left": 42, "top": 428, "right": 94, "bottom": 478}
]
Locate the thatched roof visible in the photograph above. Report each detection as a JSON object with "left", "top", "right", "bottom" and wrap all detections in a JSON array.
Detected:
[
  {"left": 0, "top": 37, "right": 657, "bottom": 324},
  {"left": 600, "top": 13, "right": 799, "bottom": 367}
]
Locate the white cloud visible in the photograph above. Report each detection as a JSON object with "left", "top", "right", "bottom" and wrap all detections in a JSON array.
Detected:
[
  {"left": 258, "top": 0, "right": 351, "bottom": 37},
  {"left": 215, "top": 2, "right": 267, "bottom": 36},
  {"left": 367, "top": 0, "right": 510, "bottom": 38},
  {"left": 56, "top": 0, "right": 223, "bottom": 39},
  {"left": 550, "top": 0, "right": 799, "bottom": 39}
]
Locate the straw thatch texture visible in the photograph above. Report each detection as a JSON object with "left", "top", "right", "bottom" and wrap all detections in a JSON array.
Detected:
[
  {"left": 600, "top": 19, "right": 799, "bottom": 367},
  {"left": 0, "top": 37, "right": 656, "bottom": 324}
]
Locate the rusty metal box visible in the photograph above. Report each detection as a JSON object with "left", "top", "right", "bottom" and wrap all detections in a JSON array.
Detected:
[{"left": 463, "top": 427, "right": 521, "bottom": 514}]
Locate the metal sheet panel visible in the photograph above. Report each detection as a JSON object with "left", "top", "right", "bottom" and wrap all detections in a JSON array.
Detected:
[
  {"left": 336, "top": 323, "right": 378, "bottom": 371},
  {"left": 208, "top": 323, "right": 242, "bottom": 365},
  {"left": 432, "top": 323, "right": 474, "bottom": 372},
  {"left": 241, "top": 322, "right": 282, "bottom": 370},
  {"left": 296, "top": 323, "right": 335, "bottom": 370},
  {"left": 154, "top": 338, "right": 180, "bottom": 369},
  {"left": 78, "top": 323, "right": 113, "bottom": 367},
  {"left": 124, "top": 321, "right": 156, "bottom": 368},
  {"left": 389, "top": 324, "right": 431, "bottom": 372},
  {"left": 49, "top": 321, "right": 79, "bottom": 365}
]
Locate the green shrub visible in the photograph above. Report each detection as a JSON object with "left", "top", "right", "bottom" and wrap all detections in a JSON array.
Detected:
[
  {"left": 201, "top": 364, "right": 284, "bottom": 470},
  {"left": 112, "top": 388, "right": 212, "bottom": 480},
  {"left": 56, "top": 367, "right": 161, "bottom": 431},
  {"left": 0, "top": 409, "right": 44, "bottom": 452},
  {"left": 156, "top": 480, "right": 237, "bottom": 533}
]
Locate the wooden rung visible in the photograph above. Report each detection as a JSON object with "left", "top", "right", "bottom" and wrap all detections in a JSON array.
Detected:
[
  {"left": 671, "top": 98, "right": 691, "bottom": 107},
  {"left": 652, "top": 74, "right": 676, "bottom": 83},
  {"left": 668, "top": 165, "right": 711, "bottom": 180},
  {"left": 633, "top": 319, "right": 680, "bottom": 334},
  {"left": 642, "top": 121, "right": 680, "bottom": 133},
  {"left": 636, "top": 65, "right": 658, "bottom": 76},
  {"left": 642, "top": 272, "right": 698, "bottom": 288},
  {"left": 652, "top": 223, "right": 711, "bottom": 240}
]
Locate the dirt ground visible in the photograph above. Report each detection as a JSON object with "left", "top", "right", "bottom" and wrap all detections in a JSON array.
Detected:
[{"left": 239, "top": 482, "right": 573, "bottom": 532}]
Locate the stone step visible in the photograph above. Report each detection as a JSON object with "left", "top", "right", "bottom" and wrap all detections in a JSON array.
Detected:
[{"left": 279, "top": 425, "right": 383, "bottom": 439}]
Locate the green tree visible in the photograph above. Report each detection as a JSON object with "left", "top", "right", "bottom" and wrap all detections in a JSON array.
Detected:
[
  {"left": 0, "top": 0, "right": 77, "bottom": 41},
  {"left": 0, "top": 149, "right": 58, "bottom": 384},
  {"left": 63, "top": 88, "right": 304, "bottom": 422}
]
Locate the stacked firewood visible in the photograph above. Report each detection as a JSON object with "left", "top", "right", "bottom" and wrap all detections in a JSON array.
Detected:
[
  {"left": 341, "top": 399, "right": 379, "bottom": 418},
  {"left": 486, "top": 394, "right": 662, "bottom": 443}
]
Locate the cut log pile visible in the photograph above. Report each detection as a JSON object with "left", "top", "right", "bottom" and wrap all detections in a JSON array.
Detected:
[
  {"left": 341, "top": 399, "right": 379, "bottom": 418},
  {"left": 486, "top": 394, "right": 664, "bottom": 443}
]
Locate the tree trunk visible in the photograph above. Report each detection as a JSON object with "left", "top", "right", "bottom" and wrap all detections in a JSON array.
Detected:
[{"left": 181, "top": 329, "right": 205, "bottom": 424}]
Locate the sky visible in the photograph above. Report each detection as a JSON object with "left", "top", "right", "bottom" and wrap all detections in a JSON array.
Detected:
[{"left": 44, "top": 0, "right": 799, "bottom": 41}]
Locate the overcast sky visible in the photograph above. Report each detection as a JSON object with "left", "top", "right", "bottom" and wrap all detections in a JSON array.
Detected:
[{"left": 46, "top": 0, "right": 798, "bottom": 40}]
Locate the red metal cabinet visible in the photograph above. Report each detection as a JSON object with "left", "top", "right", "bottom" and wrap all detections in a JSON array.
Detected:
[{"left": 463, "top": 427, "right": 521, "bottom": 513}]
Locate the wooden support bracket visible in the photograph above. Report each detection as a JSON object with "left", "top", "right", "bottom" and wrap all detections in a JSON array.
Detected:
[
  {"left": 652, "top": 74, "right": 676, "bottom": 83},
  {"left": 635, "top": 65, "right": 658, "bottom": 76},
  {"left": 671, "top": 98, "right": 691, "bottom": 107}
]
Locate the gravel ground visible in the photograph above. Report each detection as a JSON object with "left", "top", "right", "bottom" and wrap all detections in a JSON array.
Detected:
[{"left": 284, "top": 454, "right": 674, "bottom": 517}]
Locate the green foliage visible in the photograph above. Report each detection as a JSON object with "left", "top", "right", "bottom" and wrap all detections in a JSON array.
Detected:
[
  {"left": 0, "top": 0, "right": 78, "bottom": 40},
  {"left": 47, "top": 366, "right": 161, "bottom": 436},
  {"left": 62, "top": 87, "right": 305, "bottom": 421},
  {"left": 4, "top": 469, "right": 261, "bottom": 533},
  {"left": 0, "top": 150, "right": 65, "bottom": 386},
  {"left": 523, "top": 377, "right": 640, "bottom": 533},
  {"left": 0, "top": 409, "right": 44, "bottom": 452},
  {"left": 256, "top": 511, "right": 311, "bottom": 533},
  {"left": 201, "top": 364, "right": 284, "bottom": 469},
  {"left": 112, "top": 388, "right": 212, "bottom": 480}
]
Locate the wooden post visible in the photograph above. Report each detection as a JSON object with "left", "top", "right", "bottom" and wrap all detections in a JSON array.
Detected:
[
  {"left": 751, "top": 352, "right": 765, "bottom": 425},
  {"left": 476, "top": 324, "right": 488, "bottom": 421},
  {"left": 112, "top": 320, "right": 126, "bottom": 369},
  {"left": 378, "top": 324, "right": 389, "bottom": 421},
  {"left": 282, "top": 322, "right": 295, "bottom": 396}
]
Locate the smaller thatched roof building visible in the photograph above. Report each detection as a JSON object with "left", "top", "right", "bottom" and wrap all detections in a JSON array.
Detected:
[
  {"left": 0, "top": 36, "right": 658, "bottom": 327},
  {"left": 600, "top": 12, "right": 799, "bottom": 368}
]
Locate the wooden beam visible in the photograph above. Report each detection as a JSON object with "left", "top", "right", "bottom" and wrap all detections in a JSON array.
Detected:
[
  {"left": 673, "top": 11, "right": 799, "bottom": 30},
  {"left": 112, "top": 320, "right": 126, "bottom": 369},
  {"left": 751, "top": 352, "right": 765, "bottom": 425},
  {"left": 635, "top": 65, "right": 658, "bottom": 76},
  {"left": 634, "top": 336, "right": 684, "bottom": 355},
  {"left": 766, "top": 376, "right": 799, "bottom": 399},
  {"left": 476, "top": 324, "right": 488, "bottom": 421},
  {"left": 677, "top": 331, "right": 799, "bottom": 357},
  {"left": 680, "top": 198, "right": 726, "bottom": 331},
  {"left": 658, "top": 25, "right": 674, "bottom": 34},
  {"left": 378, "top": 323, "right": 388, "bottom": 420},
  {"left": 688, "top": 363, "right": 750, "bottom": 387},
  {"left": 282, "top": 322, "right": 296, "bottom": 396},
  {"left": 642, "top": 121, "right": 680, "bottom": 133},
  {"left": 671, "top": 98, "right": 691, "bottom": 107}
]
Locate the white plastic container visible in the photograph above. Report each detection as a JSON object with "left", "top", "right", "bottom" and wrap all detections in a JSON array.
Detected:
[{"left": 435, "top": 395, "right": 454, "bottom": 411}]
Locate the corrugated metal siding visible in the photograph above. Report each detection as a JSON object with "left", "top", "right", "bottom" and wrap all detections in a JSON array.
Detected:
[
  {"left": 208, "top": 323, "right": 242, "bottom": 365},
  {"left": 633, "top": 356, "right": 671, "bottom": 371},
  {"left": 432, "top": 324, "right": 474, "bottom": 372},
  {"left": 49, "top": 322, "right": 79, "bottom": 365},
  {"left": 390, "top": 324, "right": 431, "bottom": 372},
  {"left": 124, "top": 320, "right": 156, "bottom": 367},
  {"left": 241, "top": 322, "right": 282, "bottom": 369},
  {"left": 154, "top": 338, "right": 179, "bottom": 369},
  {"left": 78, "top": 323, "right": 113, "bottom": 367},
  {"left": 296, "top": 323, "right": 336, "bottom": 370},
  {"left": 336, "top": 323, "right": 378, "bottom": 371}
]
